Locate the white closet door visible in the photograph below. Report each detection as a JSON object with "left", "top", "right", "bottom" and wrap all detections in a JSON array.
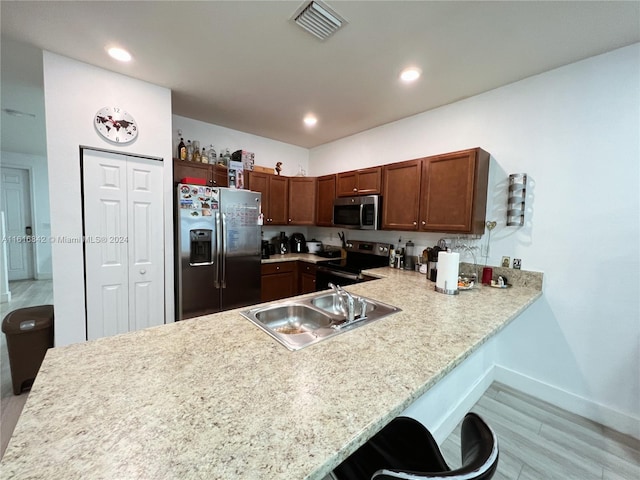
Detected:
[
  {"left": 127, "top": 158, "right": 164, "bottom": 331},
  {"left": 83, "top": 150, "right": 164, "bottom": 341},
  {"left": 83, "top": 150, "right": 129, "bottom": 340}
]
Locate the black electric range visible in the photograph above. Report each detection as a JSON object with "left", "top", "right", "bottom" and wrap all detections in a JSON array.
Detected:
[{"left": 315, "top": 240, "right": 391, "bottom": 289}]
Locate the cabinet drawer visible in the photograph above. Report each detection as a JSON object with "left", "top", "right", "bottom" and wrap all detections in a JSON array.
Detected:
[
  {"left": 262, "top": 262, "right": 296, "bottom": 275},
  {"left": 299, "top": 262, "right": 317, "bottom": 275}
]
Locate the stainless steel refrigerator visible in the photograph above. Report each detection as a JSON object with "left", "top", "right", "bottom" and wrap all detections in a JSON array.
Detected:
[{"left": 176, "top": 184, "right": 262, "bottom": 320}]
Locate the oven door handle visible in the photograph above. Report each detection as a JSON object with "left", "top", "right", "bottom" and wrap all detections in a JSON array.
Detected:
[{"left": 316, "top": 266, "right": 362, "bottom": 281}]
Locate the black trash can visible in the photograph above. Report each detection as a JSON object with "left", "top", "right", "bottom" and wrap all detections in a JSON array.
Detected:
[{"left": 2, "top": 305, "right": 54, "bottom": 395}]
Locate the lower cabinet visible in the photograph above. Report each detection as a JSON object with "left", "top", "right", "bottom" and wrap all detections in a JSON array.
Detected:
[
  {"left": 261, "top": 261, "right": 319, "bottom": 302},
  {"left": 298, "top": 262, "right": 317, "bottom": 294},
  {"left": 261, "top": 262, "right": 297, "bottom": 303}
]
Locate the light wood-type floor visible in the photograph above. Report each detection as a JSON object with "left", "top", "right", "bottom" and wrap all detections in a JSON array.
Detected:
[
  {"left": 439, "top": 383, "right": 639, "bottom": 480},
  {"left": 1, "top": 279, "right": 53, "bottom": 458}
]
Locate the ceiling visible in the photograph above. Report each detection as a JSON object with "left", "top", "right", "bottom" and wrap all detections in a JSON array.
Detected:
[{"left": 1, "top": 1, "right": 639, "bottom": 156}]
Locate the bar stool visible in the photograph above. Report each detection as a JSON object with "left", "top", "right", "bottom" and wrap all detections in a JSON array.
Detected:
[{"left": 332, "top": 412, "right": 499, "bottom": 480}]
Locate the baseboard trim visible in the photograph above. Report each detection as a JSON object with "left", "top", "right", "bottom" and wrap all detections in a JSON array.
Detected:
[
  {"left": 406, "top": 361, "right": 640, "bottom": 445},
  {"left": 494, "top": 365, "right": 640, "bottom": 440},
  {"left": 0, "top": 291, "right": 10, "bottom": 304}
]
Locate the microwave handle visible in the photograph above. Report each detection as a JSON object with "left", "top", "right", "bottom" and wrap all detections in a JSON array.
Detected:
[{"left": 360, "top": 203, "right": 364, "bottom": 224}]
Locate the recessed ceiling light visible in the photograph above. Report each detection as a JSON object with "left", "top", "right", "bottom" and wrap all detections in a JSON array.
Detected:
[
  {"left": 400, "top": 67, "right": 421, "bottom": 83},
  {"left": 303, "top": 115, "right": 318, "bottom": 127},
  {"left": 107, "top": 46, "right": 132, "bottom": 62}
]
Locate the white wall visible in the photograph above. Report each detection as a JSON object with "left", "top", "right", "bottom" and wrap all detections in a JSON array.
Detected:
[
  {"left": 172, "top": 115, "right": 309, "bottom": 177},
  {"left": 309, "top": 44, "right": 640, "bottom": 435},
  {"left": 43, "top": 52, "right": 174, "bottom": 347},
  {"left": 0, "top": 151, "right": 52, "bottom": 279}
]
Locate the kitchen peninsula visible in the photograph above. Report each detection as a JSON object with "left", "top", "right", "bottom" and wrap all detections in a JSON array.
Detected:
[{"left": 1, "top": 266, "right": 542, "bottom": 480}]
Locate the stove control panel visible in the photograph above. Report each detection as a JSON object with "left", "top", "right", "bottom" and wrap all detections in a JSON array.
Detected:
[{"left": 344, "top": 240, "right": 392, "bottom": 257}]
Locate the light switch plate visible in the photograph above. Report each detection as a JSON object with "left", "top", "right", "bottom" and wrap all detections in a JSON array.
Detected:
[{"left": 501, "top": 256, "right": 510, "bottom": 268}]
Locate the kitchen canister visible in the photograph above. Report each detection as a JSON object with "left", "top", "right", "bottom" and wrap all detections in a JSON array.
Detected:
[{"left": 435, "top": 250, "right": 460, "bottom": 295}]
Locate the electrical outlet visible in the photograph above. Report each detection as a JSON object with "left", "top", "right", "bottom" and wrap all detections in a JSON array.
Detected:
[
  {"left": 501, "top": 256, "right": 510, "bottom": 268},
  {"left": 513, "top": 258, "right": 522, "bottom": 270}
]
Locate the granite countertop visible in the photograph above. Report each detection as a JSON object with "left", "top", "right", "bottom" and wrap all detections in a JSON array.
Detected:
[{"left": 1, "top": 267, "right": 542, "bottom": 480}]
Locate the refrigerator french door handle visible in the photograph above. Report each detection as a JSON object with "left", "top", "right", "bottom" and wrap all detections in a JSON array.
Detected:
[
  {"left": 221, "top": 213, "right": 227, "bottom": 288},
  {"left": 214, "top": 211, "right": 221, "bottom": 288}
]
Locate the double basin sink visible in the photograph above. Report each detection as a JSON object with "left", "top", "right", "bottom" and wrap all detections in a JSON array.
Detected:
[{"left": 240, "top": 291, "right": 401, "bottom": 351}]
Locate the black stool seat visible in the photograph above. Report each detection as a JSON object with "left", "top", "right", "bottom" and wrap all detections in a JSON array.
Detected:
[{"left": 333, "top": 412, "right": 498, "bottom": 480}]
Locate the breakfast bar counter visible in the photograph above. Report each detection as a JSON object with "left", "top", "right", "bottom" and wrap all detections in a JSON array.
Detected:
[{"left": 1, "top": 267, "right": 542, "bottom": 480}]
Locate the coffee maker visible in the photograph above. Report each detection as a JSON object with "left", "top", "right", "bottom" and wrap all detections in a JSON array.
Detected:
[{"left": 289, "top": 233, "right": 307, "bottom": 253}]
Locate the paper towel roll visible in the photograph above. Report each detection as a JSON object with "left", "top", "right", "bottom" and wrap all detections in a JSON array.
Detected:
[{"left": 435, "top": 251, "right": 460, "bottom": 295}]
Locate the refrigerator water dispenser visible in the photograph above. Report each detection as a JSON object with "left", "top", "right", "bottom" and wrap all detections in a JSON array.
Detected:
[{"left": 190, "top": 229, "right": 213, "bottom": 265}]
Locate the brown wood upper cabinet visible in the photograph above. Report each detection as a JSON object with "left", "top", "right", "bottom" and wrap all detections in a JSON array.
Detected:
[
  {"left": 420, "top": 148, "right": 489, "bottom": 234},
  {"left": 382, "top": 148, "right": 490, "bottom": 234},
  {"left": 336, "top": 167, "right": 382, "bottom": 196},
  {"left": 382, "top": 160, "right": 422, "bottom": 230},
  {"left": 315, "top": 174, "right": 336, "bottom": 226},
  {"left": 247, "top": 171, "right": 289, "bottom": 225},
  {"left": 173, "top": 158, "right": 229, "bottom": 187},
  {"left": 288, "top": 177, "right": 316, "bottom": 225}
]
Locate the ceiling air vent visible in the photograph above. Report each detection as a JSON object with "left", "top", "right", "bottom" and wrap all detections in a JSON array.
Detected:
[{"left": 293, "top": 1, "right": 346, "bottom": 41}]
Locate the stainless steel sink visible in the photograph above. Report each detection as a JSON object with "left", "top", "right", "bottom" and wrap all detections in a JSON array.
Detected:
[
  {"left": 311, "top": 293, "right": 378, "bottom": 316},
  {"left": 255, "top": 304, "right": 333, "bottom": 333},
  {"left": 240, "top": 292, "right": 401, "bottom": 351}
]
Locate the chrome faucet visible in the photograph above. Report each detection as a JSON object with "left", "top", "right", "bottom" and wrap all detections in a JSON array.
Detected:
[{"left": 328, "top": 283, "right": 367, "bottom": 325}]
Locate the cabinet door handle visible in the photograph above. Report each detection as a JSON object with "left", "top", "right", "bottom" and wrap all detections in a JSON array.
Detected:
[
  {"left": 422, "top": 221, "right": 426, "bottom": 225},
  {"left": 276, "top": 266, "right": 280, "bottom": 270},
  {"left": 288, "top": 218, "right": 292, "bottom": 223},
  {"left": 353, "top": 187, "right": 358, "bottom": 192},
  {"left": 413, "top": 221, "right": 417, "bottom": 225}
]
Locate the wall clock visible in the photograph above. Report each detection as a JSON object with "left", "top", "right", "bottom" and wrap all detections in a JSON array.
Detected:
[{"left": 94, "top": 106, "right": 138, "bottom": 144}]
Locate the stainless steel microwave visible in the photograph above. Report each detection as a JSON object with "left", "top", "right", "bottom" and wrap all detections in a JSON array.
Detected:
[{"left": 333, "top": 195, "right": 381, "bottom": 230}]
